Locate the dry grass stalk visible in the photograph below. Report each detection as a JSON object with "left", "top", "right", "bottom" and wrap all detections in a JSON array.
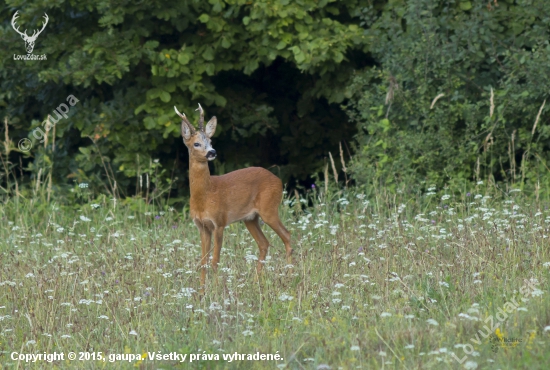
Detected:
[
  {"left": 1, "top": 117, "right": 13, "bottom": 195},
  {"left": 339, "top": 142, "right": 347, "bottom": 173},
  {"left": 47, "top": 172, "right": 52, "bottom": 203},
  {"left": 510, "top": 130, "right": 517, "bottom": 181},
  {"left": 43, "top": 115, "right": 53, "bottom": 202},
  {"left": 484, "top": 133, "right": 493, "bottom": 153},
  {"left": 508, "top": 141, "right": 514, "bottom": 183},
  {"left": 136, "top": 154, "right": 141, "bottom": 197},
  {"left": 51, "top": 115, "right": 56, "bottom": 152},
  {"left": 385, "top": 76, "right": 398, "bottom": 118},
  {"left": 339, "top": 142, "right": 348, "bottom": 187},
  {"left": 521, "top": 151, "right": 527, "bottom": 184},
  {"left": 385, "top": 76, "right": 398, "bottom": 105},
  {"left": 35, "top": 168, "right": 42, "bottom": 195},
  {"left": 324, "top": 161, "right": 329, "bottom": 195},
  {"left": 14, "top": 171, "right": 19, "bottom": 197},
  {"left": 44, "top": 116, "right": 50, "bottom": 148},
  {"left": 146, "top": 172, "right": 150, "bottom": 204},
  {"left": 490, "top": 88, "right": 494, "bottom": 118},
  {"left": 532, "top": 99, "right": 546, "bottom": 136},
  {"left": 113, "top": 181, "right": 117, "bottom": 209},
  {"left": 4, "top": 116, "right": 12, "bottom": 156},
  {"left": 430, "top": 93, "right": 445, "bottom": 109},
  {"left": 475, "top": 156, "right": 480, "bottom": 183},
  {"left": 294, "top": 189, "right": 301, "bottom": 212},
  {"left": 328, "top": 151, "right": 338, "bottom": 185}
]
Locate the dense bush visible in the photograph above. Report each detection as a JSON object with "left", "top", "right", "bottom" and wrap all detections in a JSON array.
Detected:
[{"left": 346, "top": 0, "right": 550, "bottom": 194}]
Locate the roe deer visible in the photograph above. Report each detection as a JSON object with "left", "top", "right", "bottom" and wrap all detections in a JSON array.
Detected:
[{"left": 174, "top": 104, "right": 292, "bottom": 289}]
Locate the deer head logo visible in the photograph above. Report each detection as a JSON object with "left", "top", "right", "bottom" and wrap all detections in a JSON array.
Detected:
[{"left": 11, "top": 11, "right": 49, "bottom": 54}]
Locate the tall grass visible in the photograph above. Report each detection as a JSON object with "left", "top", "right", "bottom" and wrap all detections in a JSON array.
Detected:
[{"left": 0, "top": 185, "right": 549, "bottom": 369}]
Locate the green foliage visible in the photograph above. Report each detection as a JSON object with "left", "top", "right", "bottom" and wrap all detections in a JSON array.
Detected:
[
  {"left": 4, "top": 0, "right": 550, "bottom": 200},
  {"left": 1, "top": 0, "right": 365, "bottom": 199},
  {"left": 346, "top": 0, "right": 550, "bottom": 193}
]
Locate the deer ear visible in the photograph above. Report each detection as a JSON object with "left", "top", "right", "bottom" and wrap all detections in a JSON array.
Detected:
[
  {"left": 181, "top": 121, "right": 192, "bottom": 141},
  {"left": 205, "top": 116, "right": 217, "bottom": 138}
]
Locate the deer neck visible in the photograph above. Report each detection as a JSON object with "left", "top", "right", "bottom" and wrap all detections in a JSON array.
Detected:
[{"left": 188, "top": 158, "right": 211, "bottom": 206}]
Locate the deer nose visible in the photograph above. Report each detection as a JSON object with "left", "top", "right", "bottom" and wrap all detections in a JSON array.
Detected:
[{"left": 206, "top": 149, "right": 216, "bottom": 158}]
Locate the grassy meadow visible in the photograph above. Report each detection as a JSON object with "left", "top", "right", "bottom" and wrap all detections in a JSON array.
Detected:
[{"left": 0, "top": 185, "right": 549, "bottom": 369}]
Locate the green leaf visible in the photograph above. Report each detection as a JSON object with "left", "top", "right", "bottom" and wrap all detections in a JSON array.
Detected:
[
  {"left": 205, "top": 63, "right": 215, "bottom": 76},
  {"left": 144, "top": 117, "right": 156, "bottom": 130},
  {"left": 134, "top": 104, "right": 147, "bottom": 115},
  {"left": 221, "top": 38, "right": 231, "bottom": 48},
  {"left": 459, "top": 1, "right": 472, "bottom": 10},
  {"left": 243, "top": 16, "right": 250, "bottom": 26},
  {"left": 276, "top": 41, "right": 287, "bottom": 50},
  {"left": 158, "top": 114, "right": 170, "bottom": 125},
  {"left": 147, "top": 88, "right": 161, "bottom": 100},
  {"left": 79, "top": 147, "right": 90, "bottom": 155},
  {"left": 164, "top": 82, "right": 176, "bottom": 93},
  {"left": 199, "top": 14, "right": 210, "bottom": 23},
  {"left": 159, "top": 91, "right": 171, "bottom": 102},
  {"left": 214, "top": 94, "right": 227, "bottom": 107},
  {"left": 202, "top": 47, "right": 215, "bottom": 61},
  {"left": 293, "top": 47, "right": 306, "bottom": 64},
  {"left": 177, "top": 53, "right": 190, "bottom": 65},
  {"left": 380, "top": 118, "right": 390, "bottom": 132}
]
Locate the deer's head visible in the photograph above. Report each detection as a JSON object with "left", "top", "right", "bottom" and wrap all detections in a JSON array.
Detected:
[
  {"left": 11, "top": 11, "right": 49, "bottom": 54},
  {"left": 175, "top": 104, "right": 217, "bottom": 162}
]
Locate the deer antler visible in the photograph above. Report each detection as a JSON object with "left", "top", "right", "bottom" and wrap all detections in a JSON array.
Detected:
[
  {"left": 11, "top": 11, "right": 27, "bottom": 38},
  {"left": 174, "top": 106, "right": 195, "bottom": 134},
  {"left": 196, "top": 103, "right": 204, "bottom": 131}
]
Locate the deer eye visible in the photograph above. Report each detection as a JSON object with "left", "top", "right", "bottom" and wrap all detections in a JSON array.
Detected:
[{"left": 194, "top": 143, "right": 201, "bottom": 147}]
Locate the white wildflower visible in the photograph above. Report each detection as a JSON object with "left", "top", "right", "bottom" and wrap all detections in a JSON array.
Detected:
[
  {"left": 426, "top": 319, "right": 439, "bottom": 326},
  {"left": 278, "top": 294, "right": 294, "bottom": 301}
]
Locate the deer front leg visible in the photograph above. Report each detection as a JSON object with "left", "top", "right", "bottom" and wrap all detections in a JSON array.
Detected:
[
  {"left": 198, "top": 226, "right": 212, "bottom": 291},
  {"left": 212, "top": 226, "right": 224, "bottom": 272}
]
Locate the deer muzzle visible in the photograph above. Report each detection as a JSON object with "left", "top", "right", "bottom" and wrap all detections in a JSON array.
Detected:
[{"left": 206, "top": 149, "right": 217, "bottom": 160}]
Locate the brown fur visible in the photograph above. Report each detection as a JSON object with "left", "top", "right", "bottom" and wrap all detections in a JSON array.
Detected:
[{"left": 178, "top": 106, "right": 292, "bottom": 289}]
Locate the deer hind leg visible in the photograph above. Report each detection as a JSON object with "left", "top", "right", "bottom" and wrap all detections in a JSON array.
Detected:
[
  {"left": 211, "top": 226, "right": 224, "bottom": 272},
  {"left": 198, "top": 226, "right": 212, "bottom": 292},
  {"left": 261, "top": 212, "right": 292, "bottom": 263},
  {"left": 243, "top": 216, "right": 270, "bottom": 273}
]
